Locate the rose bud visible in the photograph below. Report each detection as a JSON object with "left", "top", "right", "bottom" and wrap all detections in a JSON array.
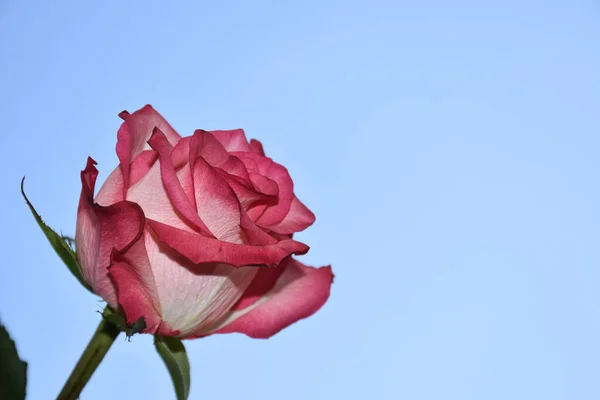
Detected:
[{"left": 75, "top": 105, "right": 333, "bottom": 338}]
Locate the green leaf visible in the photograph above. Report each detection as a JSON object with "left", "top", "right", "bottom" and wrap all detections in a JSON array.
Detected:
[
  {"left": 0, "top": 321, "right": 27, "bottom": 400},
  {"left": 155, "top": 336, "right": 190, "bottom": 400},
  {"left": 21, "top": 177, "right": 92, "bottom": 293}
]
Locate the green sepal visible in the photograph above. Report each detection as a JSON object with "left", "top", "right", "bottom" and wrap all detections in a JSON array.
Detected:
[
  {"left": 97, "top": 308, "right": 146, "bottom": 341},
  {"left": 128, "top": 317, "right": 147, "bottom": 340},
  {"left": 97, "top": 309, "right": 127, "bottom": 331},
  {"left": 21, "top": 177, "right": 92, "bottom": 293},
  {"left": 155, "top": 336, "right": 190, "bottom": 400},
  {"left": 0, "top": 320, "right": 28, "bottom": 400}
]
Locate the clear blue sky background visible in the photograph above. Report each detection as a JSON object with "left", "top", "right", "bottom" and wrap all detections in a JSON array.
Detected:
[{"left": 1, "top": 1, "right": 600, "bottom": 399}]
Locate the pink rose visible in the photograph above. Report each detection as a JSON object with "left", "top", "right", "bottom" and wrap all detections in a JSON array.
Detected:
[{"left": 75, "top": 105, "right": 332, "bottom": 338}]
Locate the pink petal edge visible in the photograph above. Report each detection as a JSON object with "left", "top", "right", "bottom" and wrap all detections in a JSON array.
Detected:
[{"left": 192, "top": 259, "right": 333, "bottom": 338}]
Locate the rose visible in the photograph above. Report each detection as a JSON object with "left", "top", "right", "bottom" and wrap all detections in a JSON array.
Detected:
[{"left": 75, "top": 105, "right": 333, "bottom": 338}]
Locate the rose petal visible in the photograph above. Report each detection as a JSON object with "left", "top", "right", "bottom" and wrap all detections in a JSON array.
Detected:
[
  {"left": 75, "top": 158, "right": 146, "bottom": 309},
  {"left": 249, "top": 139, "right": 265, "bottom": 156},
  {"left": 146, "top": 128, "right": 214, "bottom": 236},
  {"left": 196, "top": 133, "right": 277, "bottom": 209},
  {"left": 215, "top": 169, "right": 276, "bottom": 209},
  {"left": 191, "top": 155, "right": 245, "bottom": 243},
  {"left": 195, "top": 259, "right": 333, "bottom": 338},
  {"left": 172, "top": 133, "right": 248, "bottom": 202},
  {"left": 147, "top": 219, "right": 309, "bottom": 268},
  {"left": 127, "top": 159, "right": 194, "bottom": 234},
  {"left": 189, "top": 130, "right": 251, "bottom": 182},
  {"left": 267, "top": 196, "right": 316, "bottom": 234},
  {"left": 129, "top": 150, "right": 159, "bottom": 188},
  {"left": 238, "top": 210, "right": 279, "bottom": 246},
  {"left": 210, "top": 129, "right": 252, "bottom": 152},
  {"left": 96, "top": 150, "right": 158, "bottom": 206},
  {"left": 248, "top": 173, "right": 279, "bottom": 196},
  {"left": 116, "top": 105, "right": 181, "bottom": 196},
  {"left": 233, "top": 152, "right": 294, "bottom": 227},
  {"left": 145, "top": 230, "right": 257, "bottom": 337},
  {"left": 109, "top": 232, "right": 163, "bottom": 334},
  {"left": 94, "top": 167, "right": 123, "bottom": 206},
  {"left": 187, "top": 130, "right": 231, "bottom": 167},
  {"left": 229, "top": 267, "right": 284, "bottom": 311}
]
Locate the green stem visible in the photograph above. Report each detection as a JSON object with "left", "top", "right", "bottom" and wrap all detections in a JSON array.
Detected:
[{"left": 56, "top": 308, "right": 121, "bottom": 400}]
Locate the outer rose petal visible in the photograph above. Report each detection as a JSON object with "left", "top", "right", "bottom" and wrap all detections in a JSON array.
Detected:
[
  {"left": 108, "top": 230, "right": 164, "bottom": 334},
  {"left": 194, "top": 259, "right": 333, "bottom": 338},
  {"left": 75, "top": 158, "right": 146, "bottom": 309},
  {"left": 144, "top": 230, "right": 257, "bottom": 337},
  {"left": 230, "top": 267, "right": 284, "bottom": 311},
  {"left": 211, "top": 129, "right": 252, "bottom": 152},
  {"left": 249, "top": 139, "right": 265, "bottom": 156},
  {"left": 146, "top": 219, "right": 309, "bottom": 267},
  {"left": 116, "top": 105, "right": 181, "bottom": 197}
]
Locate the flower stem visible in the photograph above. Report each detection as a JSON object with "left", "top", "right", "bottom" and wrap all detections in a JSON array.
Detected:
[{"left": 56, "top": 308, "right": 121, "bottom": 400}]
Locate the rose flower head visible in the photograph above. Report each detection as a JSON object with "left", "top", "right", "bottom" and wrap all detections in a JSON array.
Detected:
[{"left": 75, "top": 105, "right": 333, "bottom": 339}]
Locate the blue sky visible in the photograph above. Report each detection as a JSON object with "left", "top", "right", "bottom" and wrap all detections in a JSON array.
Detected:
[{"left": 1, "top": 1, "right": 600, "bottom": 399}]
